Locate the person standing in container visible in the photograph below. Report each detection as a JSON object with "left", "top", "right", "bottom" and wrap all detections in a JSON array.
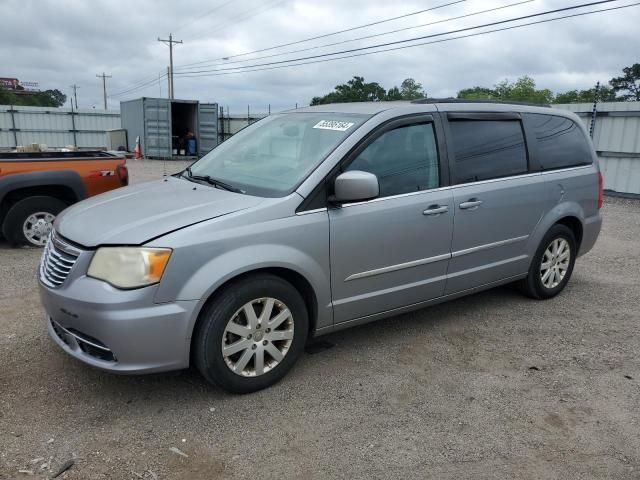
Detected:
[{"left": 185, "top": 130, "right": 197, "bottom": 157}]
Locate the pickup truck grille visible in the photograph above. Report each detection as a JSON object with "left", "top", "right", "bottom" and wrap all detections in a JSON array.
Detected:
[{"left": 40, "top": 233, "right": 80, "bottom": 288}]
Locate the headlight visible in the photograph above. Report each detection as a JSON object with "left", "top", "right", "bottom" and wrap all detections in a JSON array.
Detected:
[{"left": 87, "top": 247, "right": 172, "bottom": 289}]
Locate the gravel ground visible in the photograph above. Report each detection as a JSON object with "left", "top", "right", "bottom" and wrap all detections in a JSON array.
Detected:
[{"left": 1, "top": 159, "right": 639, "bottom": 479}]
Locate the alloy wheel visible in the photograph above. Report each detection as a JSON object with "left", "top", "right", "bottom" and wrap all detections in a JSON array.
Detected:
[
  {"left": 540, "top": 238, "right": 571, "bottom": 289},
  {"left": 221, "top": 297, "right": 294, "bottom": 377}
]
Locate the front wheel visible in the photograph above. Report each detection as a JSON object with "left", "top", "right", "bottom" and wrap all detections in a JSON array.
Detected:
[
  {"left": 193, "top": 274, "right": 308, "bottom": 393},
  {"left": 519, "top": 224, "right": 577, "bottom": 299},
  {"left": 1, "top": 196, "right": 67, "bottom": 247}
]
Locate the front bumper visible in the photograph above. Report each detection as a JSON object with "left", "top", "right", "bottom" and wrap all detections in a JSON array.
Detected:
[{"left": 39, "top": 275, "right": 199, "bottom": 374}]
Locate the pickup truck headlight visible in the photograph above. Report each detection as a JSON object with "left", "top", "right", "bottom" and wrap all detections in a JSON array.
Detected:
[{"left": 87, "top": 247, "right": 172, "bottom": 289}]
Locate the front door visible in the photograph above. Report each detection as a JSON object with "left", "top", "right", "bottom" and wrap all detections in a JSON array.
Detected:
[
  {"left": 329, "top": 117, "right": 454, "bottom": 324},
  {"left": 443, "top": 113, "right": 547, "bottom": 294}
]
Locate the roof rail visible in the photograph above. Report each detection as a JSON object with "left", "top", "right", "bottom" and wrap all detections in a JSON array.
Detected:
[{"left": 411, "top": 98, "right": 551, "bottom": 108}]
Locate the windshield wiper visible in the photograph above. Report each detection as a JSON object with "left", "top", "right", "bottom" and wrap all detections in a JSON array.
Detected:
[{"left": 182, "top": 167, "right": 244, "bottom": 193}]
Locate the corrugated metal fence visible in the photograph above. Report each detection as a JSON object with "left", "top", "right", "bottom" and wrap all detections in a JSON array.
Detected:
[
  {"left": 218, "top": 112, "right": 268, "bottom": 142},
  {"left": 2, "top": 102, "right": 639, "bottom": 195},
  {"left": 556, "top": 102, "right": 640, "bottom": 195},
  {"left": 0, "top": 105, "right": 120, "bottom": 150}
]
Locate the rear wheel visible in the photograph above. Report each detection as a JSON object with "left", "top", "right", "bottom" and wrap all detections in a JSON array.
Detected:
[
  {"left": 519, "top": 224, "right": 577, "bottom": 299},
  {"left": 194, "top": 274, "right": 308, "bottom": 393},
  {"left": 1, "top": 196, "right": 67, "bottom": 247}
]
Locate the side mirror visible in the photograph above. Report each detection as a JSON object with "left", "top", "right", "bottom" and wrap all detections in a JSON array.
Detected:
[{"left": 331, "top": 170, "right": 379, "bottom": 203}]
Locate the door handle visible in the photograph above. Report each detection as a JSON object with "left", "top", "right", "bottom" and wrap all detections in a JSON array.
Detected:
[
  {"left": 459, "top": 199, "right": 483, "bottom": 210},
  {"left": 423, "top": 205, "right": 449, "bottom": 216}
]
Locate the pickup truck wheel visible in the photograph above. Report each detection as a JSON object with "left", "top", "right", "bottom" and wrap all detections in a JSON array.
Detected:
[
  {"left": 2, "top": 196, "right": 67, "bottom": 247},
  {"left": 194, "top": 274, "right": 308, "bottom": 394},
  {"left": 519, "top": 224, "right": 577, "bottom": 300}
]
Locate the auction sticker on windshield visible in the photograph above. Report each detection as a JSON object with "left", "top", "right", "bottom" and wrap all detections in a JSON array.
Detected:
[{"left": 313, "top": 120, "right": 355, "bottom": 131}]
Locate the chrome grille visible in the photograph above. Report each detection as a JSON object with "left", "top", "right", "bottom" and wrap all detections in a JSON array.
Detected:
[{"left": 40, "top": 232, "right": 81, "bottom": 288}]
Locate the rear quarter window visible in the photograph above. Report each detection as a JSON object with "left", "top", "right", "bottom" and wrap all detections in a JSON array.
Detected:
[{"left": 525, "top": 114, "right": 593, "bottom": 170}]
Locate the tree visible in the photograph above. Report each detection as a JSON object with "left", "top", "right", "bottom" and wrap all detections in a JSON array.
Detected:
[
  {"left": 457, "top": 86, "right": 499, "bottom": 100},
  {"left": 0, "top": 86, "right": 67, "bottom": 107},
  {"left": 609, "top": 63, "right": 640, "bottom": 101},
  {"left": 385, "top": 78, "right": 425, "bottom": 100},
  {"left": 385, "top": 86, "right": 403, "bottom": 101},
  {"left": 398, "top": 78, "right": 425, "bottom": 100},
  {"left": 310, "top": 76, "right": 387, "bottom": 105},
  {"left": 496, "top": 76, "right": 553, "bottom": 104},
  {"left": 310, "top": 76, "right": 426, "bottom": 104},
  {"left": 554, "top": 86, "right": 617, "bottom": 104},
  {"left": 37, "top": 89, "right": 67, "bottom": 107},
  {"left": 457, "top": 76, "right": 553, "bottom": 104},
  {"left": 0, "top": 85, "right": 15, "bottom": 105}
]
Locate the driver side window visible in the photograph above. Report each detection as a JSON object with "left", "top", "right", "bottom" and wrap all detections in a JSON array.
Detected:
[{"left": 346, "top": 123, "right": 439, "bottom": 198}]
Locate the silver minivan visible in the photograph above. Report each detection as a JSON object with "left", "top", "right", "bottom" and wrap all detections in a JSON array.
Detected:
[{"left": 39, "top": 100, "right": 602, "bottom": 393}]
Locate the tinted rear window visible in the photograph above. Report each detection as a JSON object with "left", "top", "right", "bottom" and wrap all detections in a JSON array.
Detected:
[
  {"left": 526, "top": 114, "right": 593, "bottom": 170},
  {"left": 449, "top": 120, "right": 528, "bottom": 184}
]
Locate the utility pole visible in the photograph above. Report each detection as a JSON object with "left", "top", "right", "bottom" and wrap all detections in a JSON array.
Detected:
[
  {"left": 158, "top": 33, "right": 182, "bottom": 99},
  {"left": 167, "top": 67, "right": 171, "bottom": 99},
  {"left": 96, "top": 72, "right": 112, "bottom": 110},
  {"left": 70, "top": 84, "right": 80, "bottom": 109},
  {"left": 590, "top": 81, "right": 601, "bottom": 139}
]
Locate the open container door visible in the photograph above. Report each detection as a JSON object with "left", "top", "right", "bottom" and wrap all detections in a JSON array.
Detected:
[{"left": 198, "top": 103, "right": 219, "bottom": 156}]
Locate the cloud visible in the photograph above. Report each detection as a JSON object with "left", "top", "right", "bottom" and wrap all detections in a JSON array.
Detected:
[{"left": 1, "top": 0, "right": 638, "bottom": 111}]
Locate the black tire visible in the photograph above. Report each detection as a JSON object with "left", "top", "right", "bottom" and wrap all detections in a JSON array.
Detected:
[
  {"left": 519, "top": 224, "right": 577, "bottom": 300},
  {"left": 1, "top": 196, "right": 67, "bottom": 247},
  {"left": 193, "top": 274, "right": 309, "bottom": 394}
]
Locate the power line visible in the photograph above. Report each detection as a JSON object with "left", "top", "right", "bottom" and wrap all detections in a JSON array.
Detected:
[
  {"left": 109, "top": 74, "right": 166, "bottom": 98},
  {"left": 174, "top": 0, "right": 623, "bottom": 76},
  {"left": 109, "top": 72, "right": 167, "bottom": 98},
  {"left": 175, "top": 0, "right": 533, "bottom": 72},
  {"left": 158, "top": 33, "right": 183, "bottom": 98},
  {"left": 96, "top": 72, "right": 112, "bottom": 110},
  {"left": 109, "top": 73, "right": 163, "bottom": 96},
  {"left": 173, "top": 0, "right": 235, "bottom": 33},
  {"left": 174, "top": 2, "right": 639, "bottom": 78},
  {"left": 184, "top": 0, "right": 289, "bottom": 40},
  {"left": 175, "top": 0, "right": 467, "bottom": 69},
  {"left": 107, "top": 1, "right": 286, "bottom": 98}
]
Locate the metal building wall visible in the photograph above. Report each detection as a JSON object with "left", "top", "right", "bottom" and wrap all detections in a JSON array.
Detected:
[
  {"left": 0, "top": 105, "right": 121, "bottom": 150},
  {"left": 555, "top": 102, "right": 640, "bottom": 194}
]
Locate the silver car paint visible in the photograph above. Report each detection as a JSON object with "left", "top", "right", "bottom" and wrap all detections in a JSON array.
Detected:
[
  {"left": 444, "top": 173, "right": 548, "bottom": 294},
  {"left": 40, "top": 101, "right": 602, "bottom": 374},
  {"left": 329, "top": 187, "right": 453, "bottom": 323},
  {"left": 55, "top": 176, "right": 263, "bottom": 246}
]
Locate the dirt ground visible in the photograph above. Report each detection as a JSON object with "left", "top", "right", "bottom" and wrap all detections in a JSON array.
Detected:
[{"left": 1, "top": 160, "right": 639, "bottom": 479}]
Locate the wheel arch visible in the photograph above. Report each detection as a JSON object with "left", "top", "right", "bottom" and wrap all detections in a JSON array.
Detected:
[
  {"left": 188, "top": 266, "right": 320, "bottom": 362},
  {"left": 554, "top": 215, "right": 583, "bottom": 250},
  {"left": 0, "top": 171, "right": 86, "bottom": 225},
  {"left": 527, "top": 201, "right": 586, "bottom": 267}
]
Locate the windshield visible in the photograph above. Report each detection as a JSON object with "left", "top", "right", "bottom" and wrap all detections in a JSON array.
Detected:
[{"left": 188, "top": 112, "right": 369, "bottom": 197}]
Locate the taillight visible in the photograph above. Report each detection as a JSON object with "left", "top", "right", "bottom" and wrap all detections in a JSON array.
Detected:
[
  {"left": 117, "top": 163, "right": 129, "bottom": 186},
  {"left": 597, "top": 171, "right": 603, "bottom": 209}
]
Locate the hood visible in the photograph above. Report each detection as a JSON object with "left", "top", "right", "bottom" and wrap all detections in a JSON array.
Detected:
[{"left": 55, "top": 176, "right": 263, "bottom": 247}]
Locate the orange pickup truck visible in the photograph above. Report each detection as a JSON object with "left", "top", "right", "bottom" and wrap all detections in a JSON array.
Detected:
[{"left": 0, "top": 151, "right": 128, "bottom": 246}]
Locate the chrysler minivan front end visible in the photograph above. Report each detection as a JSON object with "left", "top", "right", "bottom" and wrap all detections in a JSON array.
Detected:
[{"left": 39, "top": 231, "right": 199, "bottom": 373}]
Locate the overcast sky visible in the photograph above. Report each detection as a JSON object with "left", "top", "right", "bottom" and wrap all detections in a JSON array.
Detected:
[{"left": 2, "top": 0, "right": 638, "bottom": 112}]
